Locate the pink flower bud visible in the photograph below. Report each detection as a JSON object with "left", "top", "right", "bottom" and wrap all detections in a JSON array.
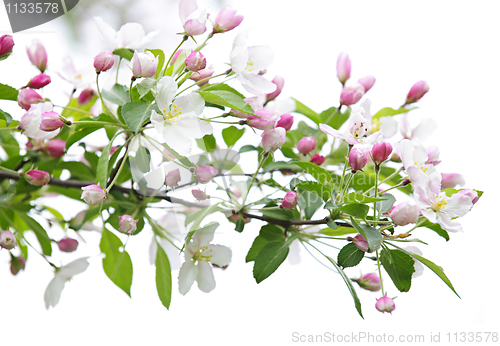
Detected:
[
  {"left": 358, "top": 75, "right": 376, "bottom": 93},
  {"left": 27, "top": 73, "right": 51, "bottom": 89},
  {"left": 213, "top": 5, "right": 244, "bottom": 33},
  {"left": 81, "top": 184, "right": 106, "bottom": 205},
  {"left": 0, "top": 230, "right": 17, "bottom": 250},
  {"left": 371, "top": 142, "right": 393, "bottom": 165},
  {"left": 261, "top": 127, "right": 286, "bottom": 152},
  {"left": 58, "top": 237, "right": 79, "bottom": 253},
  {"left": 39, "top": 111, "right": 65, "bottom": 131},
  {"left": 376, "top": 296, "right": 396, "bottom": 314},
  {"left": 17, "top": 88, "right": 43, "bottom": 110},
  {"left": 10, "top": 256, "right": 26, "bottom": 275},
  {"left": 336, "top": 52, "right": 351, "bottom": 84},
  {"left": 165, "top": 168, "right": 181, "bottom": 188},
  {"left": 354, "top": 273, "right": 381, "bottom": 292},
  {"left": 195, "top": 165, "right": 216, "bottom": 184},
  {"left": 281, "top": 191, "right": 298, "bottom": 209},
  {"left": 353, "top": 234, "right": 368, "bottom": 252},
  {"left": 297, "top": 136, "right": 316, "bottom": 155},
  {"left": 185, "top": 51, "right": 206, "bottom": 71},
  {"left": 0, "top": 35, "right": 14, "bottom": 59},
  {"left": 26, "top": 39, "right": 48, "bottom": 73},
  {"left": 441, "top": 173, "right": 465, "bottom": 190},
  {"left": 266, "top": 76, "right": 284, "bottom": 102},
  {"left": 405, "top": 80, "right": 429, "bottom": 104},
  {"left": 131, "top": 51, "right": 158, "bottom": 78},
  {"left": 247, "top": 109, "right": 279, "bottom": 130},
  {"left": 192, "top": 189, "right": 208, "bottom": 200},
  {"left": 457, "top": 188, "right": 479, "bottom": 205},
  {"left": 24, "top": 170, "right": 50, "bottom": 186},
  {"left": 94, "top": 51, "right": 115, "bottom": 73},
  {"left": 276, "top": 113, "right": 294, "bottom": 131},
  {"left": 119, "top": 215, "right": 137, "bottom": 235},
  {"left": 78, "top": 88, "right": 95, "bottom": 105},
  {"left": 349, "top": 148, "right": 368, "bottom": 172},
  {"left": 310, "top": 154, "right": 325, "bottom": 166},
  {"left": 340, "top": 83, "right": 365, "bottom": 106},
  {"left": 190, "top": 65, "right": 214, "bottom": 86},
  {"left": 44, "top": 139, "right": 66, "bottom": 158},
  {"left": 390, "top": 201, "right": 419, "bottom": 226}
]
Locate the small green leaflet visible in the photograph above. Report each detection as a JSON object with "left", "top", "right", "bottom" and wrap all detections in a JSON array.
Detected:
[
  {"left": 373, "top": 107, "right": 416, "bottom": 120},
  {"left": 337, "top": 243, "right": 365, "bottom": 268},
  {"left": 113, "top": 48, "right": 134, "bottom": 61},
  {"left": 100, "top": 228, "right": 133, "bottom": 296},
  {"left": 96, "top": 142, "right": 112, "bottom": 189},
  {"left": 349, "top": 217, "right": 383, "bottom": 253},
  {"left": 0, "top": 83, "right": 18, "bottom": 101},
  {"left": 121, "top": 102, "right": 159, "bottom": 132},
  {"left": 0, "top": 109, "right": 13, "bottom": 126},
  {"left": 380, "top": 248, "right": 415, "bottom": 292},
  {"left": 155, "top": 244, "right": 172, "bottom": 309},
  {"left": 339, "top": 203, "right": 370, "bottom": 218},
  {"left": 197, "top": 90, "right": 255, "bottom": 115},
  {"left": 253, "top": 233, "right": 298, "bottom": 283},
  {"left": 222, "top": 126, "right": 245, "bottom": 147},
  {"left": 102, "top": 84, "right": 130, "bottom": 106}
]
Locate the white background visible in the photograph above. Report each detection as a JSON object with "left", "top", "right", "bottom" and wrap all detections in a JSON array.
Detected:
[{"left": 1, "top": 0, "right": 499, "bottom": 345}]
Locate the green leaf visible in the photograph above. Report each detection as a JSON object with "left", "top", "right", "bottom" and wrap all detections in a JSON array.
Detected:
[
  {"left": 61, "top": 96, "right": 97, "bottom": 121},
  {"left": 246, "top": 225, "right": 285, "bottom": 262},
  {"left": 322, "top": 253, "right": 363, "bottom": 318},
  {"left": 377, "top": 193, "right": 396, "bottom": 214},
  {"left": 297, "top": 188, "right": 324, "bottom": 220},
  {"left": 320, "top": 226, "right": 356, "bottom": 236},
  {"left": 96, "top": 142, "right": 112, "bottom": 188},
  {"left": 100, "top": 228, "right": 133, "bottom": 296},
  {"left": 292, "top": 98, "right": 320, "bottom": 123},
  {"left": 294, "top": 161, "right": 333, "bottom": 186},
  {"left": 253, "top": 233, "right": 297, "bottom": 283},
  {"left": 222, "top": 126, "right": 245, "bottom": 147},
  {"left": 373, "top": 107, "right": 416, "bottom": 120},
  {"left": 235, "top": 216, "right": 245, "bottom": 233},
  {"left": 202, "top": 83, "right": 246, "bottom": 99},
  {"left": 259, "top": 207, "right": 300, "bottom": 221},
  {"left": 57, "top": 161, "right": 95, "bottom": 181},
  {"left": 345, "top": 192, "right": 389, "bottom": 204},
  {"left": 134, "top": 144, "right": 151, "bottom": 173},
  {"left": 338, "top": 243, "right": 365, "bottom": 268},
  {"left": 17, "top": 214, "right": 52, "bottom": 256},
  {"left": 145, "top": 49, "right": 166, "bottom": 79},
  {"left": 65, "top": 127, "right": 99, "bottom": 150},
  {"left": 380, "top": 248, "right": 415, "bottom": 292},
  {"left": 320, "top": 106, "right": 350, "bottom": 130},
  {"left": 0, "top": 109, "right": 13, "bottom": 126},
  {"left": 121, "top": 102, "right": 158, "bottom": 132},
  {"left": 136, "top": 78, "right": 157, "bottom": 99},
  {"left": 0, "top": 83, "right": 19, "bottom": 101},
  {"left": 102, "top": 84, "right": 130, "bottom": 106},
  {"left": 197, "top": 90, "right": 255, "bottom": 115},
  {"left": 161, "top": 142, "right": 194, "bottom": 168},
  {"left": 155, "top": 244, "right": 172, "bottom": 309},
  {"left": 418, "top": 219, "right": 450, "bottom": 241},
  {"left": 349, "top": 217, "right": 383, "bottom": 253},
  {"left": 339, "top": 203, "right": 370, "bottom": 218},
  {"left": 113, "top": 48, "right": 134, "bottom": 61},
  {"left": 296, "top": 181, "right": 332, "bottom": 202}
]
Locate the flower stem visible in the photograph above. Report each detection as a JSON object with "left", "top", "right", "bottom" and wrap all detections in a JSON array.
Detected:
[
  {"left": 162, "top": 35, "right": 189, "bottom": 77},
  {"left": 96, "top": 73, "right": 117, "bottom": 121},
  {"left": 336, "top": 145, "right": 352, "bottom": 204},
  {"left": 241, "top": 154, "right": 267, "bottom": 208},
  {"left": 106, "top": 141, "right": 131, "bottom": 193},
  {"left": 0, "top": 165, "right": 20, "bottom": 175},
  {"left": 175, "top": 69, "right": 232, "bottom": 96},
  {"left": 376, "top": 249, "right": 385, "bottom": 296}
]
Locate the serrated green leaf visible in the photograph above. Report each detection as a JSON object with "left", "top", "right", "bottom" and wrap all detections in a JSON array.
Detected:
[
  {"left": 202, "top": 83, "right": 246, "bottom": 98},
  {"left": 373, "top": 107, "right": 416, "bottom": 120},
  {"left": 338, "top": 243, "right": 365, "bottom": 268},
  {"left": 294, "top": 161, "right": 333, "bottom": 186},
  {"left": 297, "top": 188, "right": 324, "bottom": 220},
  {"left": 102, "top": 84, "right": 130, "bottom": 106},
  {"left": 259, "top": 207, "right": 301, "bottom": 220},
  {"left": 155, "top": 244, "right": 172, "bottom": 309},
  {"left": 113, "top": 48, "right": 134, "bottom": 61},
  {"left": 136, "top": 78, "right": 157, "bottom": 99},
  {"left": 253, "top": 234, "right": 297, "bottom": 283},
  {"left": 350, "top": 217, "right": 383, "bottom": 253},
  {"left": 222, "top": 126, "right": 245, "bottom": 147},
  {"left": 0, "top": 109, "right": 13, "bottom": 126},
  {"left": 100, "top": 228, "right": 133, "bottom": 296},
  {"left": 197, "top": 90, "right": 255, "bottom": 115},
  {"left": 380, "top": 248, "right": 415, "bottom": 292},
  {"left": 339, "top": 203, "right": 370, "bottom": 218},
  {"left": 121, "top": 102, "right": 158, "bottom": 132},
  {"left": 0, "top": 83, "right": 19, "bottom": 101},
  {"left": 96, "top": 142, "right": 112, "bottom": 188},
  {"left": 296, "top": 181, "right": 332, "bottom": 202}
]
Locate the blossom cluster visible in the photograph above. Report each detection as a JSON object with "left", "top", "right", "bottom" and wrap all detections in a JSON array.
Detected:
[{"left": 0, "top": 0, "right": 481, "bottom": 318}]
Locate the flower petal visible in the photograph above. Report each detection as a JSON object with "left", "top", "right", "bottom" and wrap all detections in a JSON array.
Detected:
[
  {"left": 94, "top": 17, "right": 118, "bottom": 48},
  {"left": 207, "top": 244, "right": 232, "bottom": 267},
  {"left": 162, "top": 124, "right": 192, "bottom": 156},
  {"left": 44, "top": 275, "right": 66, "bottom": 309},
  {"left": 117, "top": 23, "right": 146, "bottom": 49},
  {"left": 58, "top": 258, "right": 90, "bottom": 279},
  {"left": 174, "top": 92, "right": 205, "bottom": 117},
  {"left": 178, "top": 259, "right": 198, "bottom": 295},
  {"left": 196, "top": 261, "right": 216, "bottom": 293},
  {"left": 193, "top": 222, "right": 219, "bottom": 247},
  {"left": 156, "top": 77, "right": 178, "bottom": 112},
  {"left": 319, "top": 123, "right": 342, "bottom": 138},
  {"left": 175, "top": 117, "right": 213, "bottom": 139},
  {"left": 247, "top": 45, "right": 274, "bottom": 71}
]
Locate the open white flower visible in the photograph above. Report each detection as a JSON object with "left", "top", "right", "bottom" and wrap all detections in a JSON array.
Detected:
[
  {"left": 149, "top": 212, "right": 185, "bottom": 270},
  {"left": 94, "top": 17, "right": 159, "bottom": 50},
  {"left": 19, "top": 102, "right": 59, "bottom": 140},
  {"left": 178, "top": 222, "right": 232, "bottom": 295},
  {"left": 150, "top": 76, "right": 212, "bottom": 155},
  {"left": 230, "top": 29, "right": 276, "bottom": 95},
  {"left": 58, "top": 56, "right": 94, "bottom": 90},
  {"left": 320, "top": 106, "right": 379, "bottom": 145},
  {"left": 44, "top": 258, "right": 89, "bottom": 309}
]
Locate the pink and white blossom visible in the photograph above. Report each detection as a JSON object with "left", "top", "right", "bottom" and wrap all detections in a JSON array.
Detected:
[
  {"left": 281, "top": 191, "right": 298, "bottom": 209},
  {"left": 192, "top": 189, "right": 208, "bottom": 200},
  {"left": 27, "top": 74, "right": 51, "bottom": 89},
  {"left": 261, "top": 127, "right": 286, "bottom": 152},
  {"left": 165, "top": 168, "right": 181, "bottom": 188},
  {"left": 131, "top": 51, "right": 158, "bottom": 78},
  {"left": 119, "top": 215, "right": 138, "bottom": 235},
  {"left": 340, "top": 83, "right": 365, "bottom": 106},
  {"left": 39, "top": 111, "right": 65, "bottom": 132},
  {"left": 320, "top": 106, "right": 372, "bottom": 145},
  {"left": 178, "top": 222, "right": 232, "bottom": 295},
  {"left": 81, "top": 184, "right": 106, "bottom": 205},
  {"left": 349, "top": 148, "right": 367, "bottom": 172},
  {"left": 0, "top": 230, "right": 16, "bottom": 250},
  {"left": 376, "top": 296, "right": 396, "bottom": 314},
  {"left": 44, "top": 258, "right": 89, "bottom": 309},
  {"left": 179, "top": 0, "right": 208, "bottom": 36},
  {"left": 185, "top": 51, "right": 206, "bottom": 71},
  {"left": 25, "top": 170, "right": 50, "bottom": 186},
  {"left": 94, "top": 51, "right": 115, "bottom": 72},
  {"left": 390, "top": 201, "right": 420, "bottom": 226},
  {"left": 18, "top": 88, "right": 43, "bottom": 110},
  {"left": 266, "top": 76, "right": 284, "bottom": 102},
  {"left": 354, "top": 273, "right": 381, "bottom": 292},
  {"left": 297, "top": 137, "right": 316, "bottom": 155},
  {"left": 276, "top": 113, "right": 294, "bottom": 131},
  {"left": 195, "top": 165, "right": 216, "bottom": 184},
  {"left": 26, "top": 39, "right": 48, "bottom": 72},
  {"left": 247, "top": 109, "right": 279, "bottom": 130},
  {"left": 441, "top": 173, "right": 465, "bottom": 190},
  {"left": 189, "top": 64, "right": 214, "bottom": 86},
  {"left": 405, "top": 80, "right": 429, "bottom": 104},
  {"left": 336, "top": 52, "right": 351, "bottom": 85},
  {"left": 358, "top": 75, "right": 376, "bottom": 93},
  {"left": 213, "top": 6, "right": 244, "bottom": 34},
  {"left": 19, "top": 102, "right": 60, "bottom": 140}
]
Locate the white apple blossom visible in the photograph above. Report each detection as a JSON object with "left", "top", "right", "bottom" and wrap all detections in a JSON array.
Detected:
[
  {"left": 230, "top": 29, "right": 276, "bottom": 95},
  {"left": 414, "top": 185, "right": 473, "bottom": 233},
  {"left": 150, "top": 77, "right": 212, "bottom": 155},
  {"left": 149, "top": 212, "right": 184, "bottom": 270},
  {"left": 178, "top": 222, "right": 232, "bottom": 295},
  {"left": 44, "top": 258, "right": 89, "bottom": 309},
  {"left": 178, "top": 0, "right": 208, "bottom": 36},
  {"left": 320, "top": 106, "right": 378, "bottom": 145},
  {"left": 399, "top": 112, "right": 437, "bottom": 141},
  {"left": 360, "top": 99, "right": 398, "bottom": 139},
  {"left": 94, "top": 17, "right": 159, "bottom": 50},
  {"left": 58, "top": 56, "right": 94, "bottom": 90}
]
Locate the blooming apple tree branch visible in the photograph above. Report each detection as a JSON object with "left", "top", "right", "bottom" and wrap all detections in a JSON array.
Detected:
[{"left": 0, "top": 0, "right": 482, "bottom": 318}]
